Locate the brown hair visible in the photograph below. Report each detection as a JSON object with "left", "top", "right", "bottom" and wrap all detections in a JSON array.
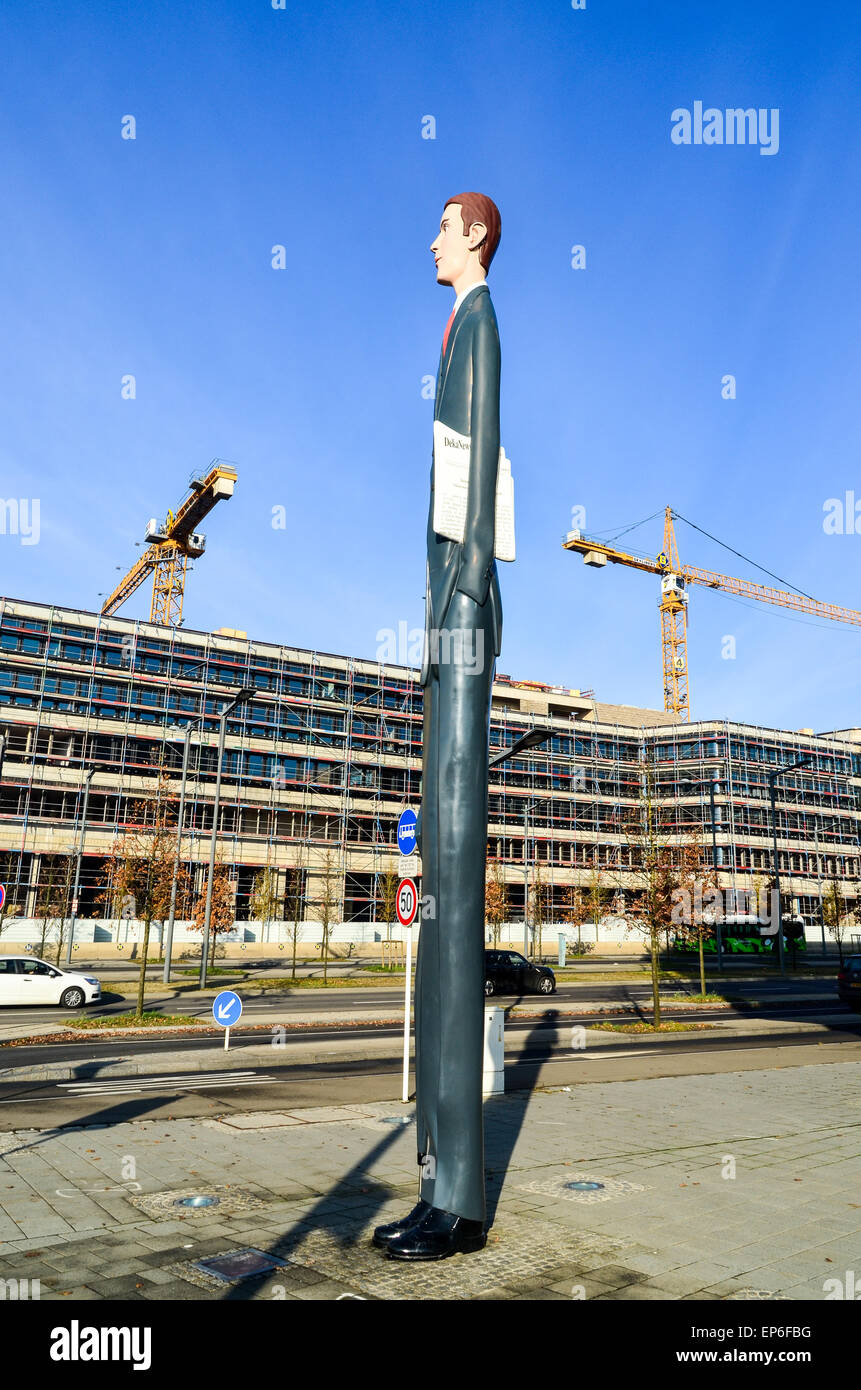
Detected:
[{"left": 444, "top": 192, "right": 501, "bottom": 273}]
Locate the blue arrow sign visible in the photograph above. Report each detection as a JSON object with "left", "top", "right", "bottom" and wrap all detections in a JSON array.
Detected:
[
  {"left": 212, "top": 990, "right": 242, "bottom": 1027},
  {"left": 397, "top": 808, "right": 417, "bottom": 856}
]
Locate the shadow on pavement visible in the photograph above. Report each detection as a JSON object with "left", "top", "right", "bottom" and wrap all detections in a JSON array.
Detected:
[{"left": 217, "top": 1123, "right": 407, "bottom": 1301}]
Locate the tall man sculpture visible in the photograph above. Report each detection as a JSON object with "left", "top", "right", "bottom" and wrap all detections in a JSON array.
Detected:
[{"left": 374, "top": 193, "right": 503, "bottom": 1261}]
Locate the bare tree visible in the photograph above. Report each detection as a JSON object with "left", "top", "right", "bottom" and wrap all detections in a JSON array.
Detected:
[
  {"left": 378, "top": 860, "right": 399, "bottom": 946},
  {"left": 823, "top": 878, "right": 849, "bottom": 965},
  {"left": 564, "top": 854, "right": 612, "bottom": 954},
  {"left": 673, "top": 824, "right": 720, "bottom": 995},
  {"left": 102, "top": 769, "right": 188, "bottom": 1020},
  {"left": 315, "top": 849, "right": 342, "bottom": 985},
  {"left": 192, "top": 863, "right": 235, "bottom": 967},
  {"left": 285, "top": 846, "right": 307, "bottom": 981},
  {"left": 0, "top": 857, "right": 24, "bottom": 947},
  {"left": 35, "top": 855, "right": 74, "bottom": 963},
  {"left": 249, "top": 867, "right": 281, "bottom": 945},
  {"left": 531, "top": 858, "right": 551, "bottom": 963},
  {"left": 485, "top": 858, "right": 508, "bottom": 948},
  {"left": 614, "top": 751, "right": 679, "bottom": 1026}
]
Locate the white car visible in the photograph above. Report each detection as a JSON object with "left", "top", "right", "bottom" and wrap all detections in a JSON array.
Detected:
[{"left": 0, "top": 956, "right": 101, "bottom": 1008}]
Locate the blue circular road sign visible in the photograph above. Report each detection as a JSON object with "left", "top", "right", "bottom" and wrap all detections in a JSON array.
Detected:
[
  {"left": 212, "top": 990, "right": 243, "bottom": 1027},
  {"left": 397, "top": 808, "right": 417, "bottom": 856}
]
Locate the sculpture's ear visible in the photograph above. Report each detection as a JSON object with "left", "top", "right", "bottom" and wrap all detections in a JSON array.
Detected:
[{"left": 466, "top": 220, "right": 487, "bottom": 254}]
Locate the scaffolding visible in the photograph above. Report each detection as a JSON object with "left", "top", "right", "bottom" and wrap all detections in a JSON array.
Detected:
[{"left": 0, "top": 595, "right": 859, "bottom": 949}]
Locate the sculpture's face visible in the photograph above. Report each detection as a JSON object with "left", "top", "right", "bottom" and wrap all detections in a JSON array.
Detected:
[{"left": 431, "top": 203, "right": 480, "bottom": 286}]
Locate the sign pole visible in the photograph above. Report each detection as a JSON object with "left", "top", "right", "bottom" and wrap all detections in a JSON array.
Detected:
[
  {"left": 395, "top": 873, "right": 418, "bottom": 1106},
  {"left": 212, "top": 990, "right": 242, "bottom": 1049},
  {"left": 396, "top": 811, "right": 418, "bottom": 1106},
  {"left": 402, "top": 921, "right": 412, "bottom": 1103}
]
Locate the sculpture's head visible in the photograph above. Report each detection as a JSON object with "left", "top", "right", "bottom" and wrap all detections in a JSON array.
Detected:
[{"left": 431, "top": 192, "right": 501, "bottom": 287}]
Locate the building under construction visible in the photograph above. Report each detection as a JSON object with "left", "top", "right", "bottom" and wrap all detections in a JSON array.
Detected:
[{"left": 0, "top": 595, "right": 859, "bottom": 954}]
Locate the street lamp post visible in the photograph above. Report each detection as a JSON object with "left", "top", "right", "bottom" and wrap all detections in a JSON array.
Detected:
[
  {"left": 490, "top": 727, "right": 555, "bottom": 959},
  {"left": 708, "top": 772, "right": 725, "bottom": 974},
  {"left": 200, "top": 686, "right": 256, "bottom": 989},
  {"left": 66, "top": 768, "right": 95, "bottom": 965},
  {"left": 163, "top": 720, "right": 201, "bottom": 984},
  {"left": 767, "top": 755, "right": 812, "bottom": 976},
  {"left": 522, "top": 797, "right": 545, "bottom": 958}
]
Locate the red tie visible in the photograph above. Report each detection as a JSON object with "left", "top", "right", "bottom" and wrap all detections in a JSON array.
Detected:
[{"left": 442, "top": 307, "right": 456, "bottom": 357}]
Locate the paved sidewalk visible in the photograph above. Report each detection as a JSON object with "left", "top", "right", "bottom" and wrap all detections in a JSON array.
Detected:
[{"left": 0, "top": 1061, "right": 858, "bottom": 1300}]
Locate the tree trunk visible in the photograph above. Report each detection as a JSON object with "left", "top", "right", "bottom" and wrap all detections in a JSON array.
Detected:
[
  {"left": 322, "top": 927, "right": 329, "bottom": 984},
  {"left": 291, "top": 925, "right": 298, "bottom": 981},
  {"left": 650, "top": 926, "right": 661, "bottom": 1026},
  {"left": 136, "top": 917, "right": 152, "bottom": 1020},
  {"left": 698, "top": 930, "right": 706, "bottom": 995}
]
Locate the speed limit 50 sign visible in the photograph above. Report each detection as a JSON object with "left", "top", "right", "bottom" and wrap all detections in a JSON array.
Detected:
[{"left": 396, "top": 878, "right": 418, "bottom": 927}]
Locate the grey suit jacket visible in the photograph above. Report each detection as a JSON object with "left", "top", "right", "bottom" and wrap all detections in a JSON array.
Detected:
[{"left": 420, "top": 283, "right": 503, "bottom": 687}]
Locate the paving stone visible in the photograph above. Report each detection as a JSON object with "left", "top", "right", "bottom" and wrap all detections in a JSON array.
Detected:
[
  {"left": 136, "top": 1280, "right": 215, "bottom": 1301},
  {"left": 82, "top": 1274, "right": 150, "bottom": 1296},
  {"left": 137, "top": 1268, "right": 179, "bottom": 1285},
  {"left": 0, "top": 1059, "right": 859, "bottom": 1301},
  {"left": 595, "top": 1282, "right": 677, "bottom": 1300},
  {"left": 40, "top": 1285, "right": 106, "bottom": 1301}
]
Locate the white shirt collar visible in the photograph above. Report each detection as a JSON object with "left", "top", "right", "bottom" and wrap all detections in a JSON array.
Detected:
[{"left": 452, "top": 280, "right": 486, "bottom": 314}]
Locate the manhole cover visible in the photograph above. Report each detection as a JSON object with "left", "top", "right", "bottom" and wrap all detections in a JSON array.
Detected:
[
  {"left": 726, "top": 1288, "right": 789, "bottom": 1301},
  {"left": 517, "top": 1174, "right": 646, "bottom": 1204},
  {"left": 194, "top": 1248, "right": 287, "bottom": 1283},
  {"left": 129, "top": 1185, "right": 264, "bottom": 1219}
]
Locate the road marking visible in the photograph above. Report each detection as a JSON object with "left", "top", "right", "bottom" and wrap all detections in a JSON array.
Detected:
[
  {"left": 56, "top": 1071, "right": 276, "bottom": 1097},
  {"left": 59, "top": 1070, "right": 261, "bottom": 1089}
]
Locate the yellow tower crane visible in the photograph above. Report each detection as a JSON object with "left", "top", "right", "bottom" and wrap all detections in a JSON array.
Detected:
[
  {"left": 563, "top": 505, "right": 861, "bottom": 722},
  {"left": 101, "top": 460, "right": 238, "bottom": 626}
]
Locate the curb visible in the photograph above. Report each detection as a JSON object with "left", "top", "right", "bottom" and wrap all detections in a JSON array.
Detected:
[{"left": 0, "top": 1010, "right": 853, "bottom": 1084}]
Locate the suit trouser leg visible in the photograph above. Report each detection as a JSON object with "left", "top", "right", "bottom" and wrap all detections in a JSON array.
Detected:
[
  {"left": 415, "top": 667, "right": 440, "bottom": 1192},
  {"left": 415, "top": 590, "right": 493, "bottom": 1224}
]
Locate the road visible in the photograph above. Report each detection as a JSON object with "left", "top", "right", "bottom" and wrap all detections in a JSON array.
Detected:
[
  {"left": 0, "top": 1004, "right": 858, "bottom": 1130},
  {"left": 0, "top": 973, "right": 841, "bottom": 1030}
]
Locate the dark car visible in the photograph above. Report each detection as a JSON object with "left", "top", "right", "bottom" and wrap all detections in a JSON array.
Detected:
[
  {"left": 485, "top": 949, "right": 556, "bottom": 997},
  {"left": 837, "top": 955, "right": 861, "bottom": 1011}
]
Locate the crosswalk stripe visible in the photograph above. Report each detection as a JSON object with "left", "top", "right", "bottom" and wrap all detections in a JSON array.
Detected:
[
  {"left": 60, "top": 1071, "right": 261, "bottom": 1091},
  {"left": 60, "top": 1076, "right": 277, "bottom": 1097},
  {"left": 58, "top": 1073, "right": 272, "bottom": 1095}
]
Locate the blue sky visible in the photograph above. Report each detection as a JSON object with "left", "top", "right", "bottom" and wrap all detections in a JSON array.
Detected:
[{"left": 2, "top": 0, "right": 861, "bottom": 732}]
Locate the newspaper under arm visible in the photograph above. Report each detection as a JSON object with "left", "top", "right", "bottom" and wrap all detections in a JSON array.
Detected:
[{"left": 432, "top": 420, "right": 515, "bottom": 563}]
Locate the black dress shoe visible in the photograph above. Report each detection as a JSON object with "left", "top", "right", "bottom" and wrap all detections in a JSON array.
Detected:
[
  {"left": 372, "top": 1199, "right": 431, "bottom": 1250},
  {"left": 386, "top": 1205, "right": 486, "bottom": 1262}
]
